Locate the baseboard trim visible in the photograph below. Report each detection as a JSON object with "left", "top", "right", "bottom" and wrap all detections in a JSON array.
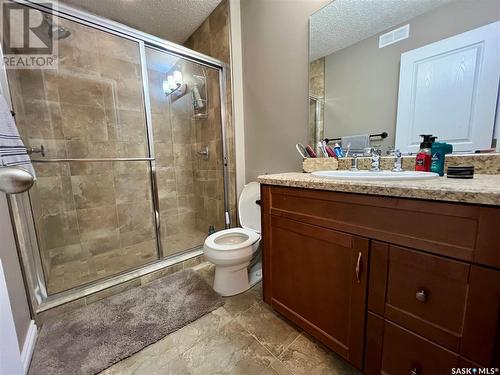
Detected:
[{"left": 20, "top": 320, "right": 37, "bottom": 374}]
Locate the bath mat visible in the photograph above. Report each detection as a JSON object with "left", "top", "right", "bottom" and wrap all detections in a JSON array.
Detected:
[{"left": 29, "top": 269, "right": 224, "bottom": 375}]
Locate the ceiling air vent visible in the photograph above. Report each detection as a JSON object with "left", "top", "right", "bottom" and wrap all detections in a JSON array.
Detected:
[{"left": 379, "top": 24, "right": 410, "bottom": 48}]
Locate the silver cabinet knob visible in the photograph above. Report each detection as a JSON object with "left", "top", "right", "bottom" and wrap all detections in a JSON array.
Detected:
[
  {"left": 415, "top": 290, "right": 427, "bottom": 303},
  {"left": 409, "top": 368, "right": 419, "bottom": 375}
]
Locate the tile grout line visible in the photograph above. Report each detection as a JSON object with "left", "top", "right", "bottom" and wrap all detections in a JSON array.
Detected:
[{"left": 234, "top": 301, "right": 301, "bottom": 375}]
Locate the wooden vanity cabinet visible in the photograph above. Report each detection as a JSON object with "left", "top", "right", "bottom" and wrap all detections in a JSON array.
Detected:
[{"left": 261, "top": 185, "right": 500, "bottom": 372}]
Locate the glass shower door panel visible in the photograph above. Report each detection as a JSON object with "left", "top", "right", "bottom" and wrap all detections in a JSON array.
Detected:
[
  {"left": 4, "top": 10, "right": 159, "bottom": 295},
  {"left": 145, "top": 47, "right": 226, "bottom": 258},
  {"left": 29, "top": 161, "right": 157, "bottom": 295}
]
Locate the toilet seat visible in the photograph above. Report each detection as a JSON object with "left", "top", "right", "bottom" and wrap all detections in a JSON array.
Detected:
[{"left": 205, "top": 228, "right": 260, "bottom": 252}]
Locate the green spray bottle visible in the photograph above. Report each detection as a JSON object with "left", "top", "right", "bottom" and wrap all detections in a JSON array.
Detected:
[{"left": 431, "top": 141, "right": 453, "bottom": 176}]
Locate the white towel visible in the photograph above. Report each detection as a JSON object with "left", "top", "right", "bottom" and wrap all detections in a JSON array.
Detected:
[
  {"left": 0, "top": 95, "right": 36, "bottom": 178},
  {"left": 341, "top": 134, "right": 370, "bottom": 153}
]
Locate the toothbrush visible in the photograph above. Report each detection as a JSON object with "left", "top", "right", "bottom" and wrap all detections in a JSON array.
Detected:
[
  {"left": 345, "top": 143, "right": 351, "bottom": 158},
  {"left": 325, "top": 146, "right": 336, "bottom": 158},
  {"left": 305, "top": 145, "right": 317, "bottom": 158},
  {"left": 317, "top": 142, "right": 328, "bottom": 157}
]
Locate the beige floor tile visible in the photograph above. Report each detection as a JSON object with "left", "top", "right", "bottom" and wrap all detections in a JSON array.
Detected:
[
  {"left": 236, "top": 302, "right": 301, "bottom": 357},
  {"left": 180, "top": 320, "right": 274, "bottom": 375},
  {"left": 222, "top": 288, "right": 261, "bottom": 317},
  {"left": 279, "top": 333, "right": 360, "bottom": 375},
  {"left": 196, "top": 262, "right": 215, "bottom": 285},
  {"left": 263, "top": 359, "right": 295, "bottom": 375},
  {"left": 250, "top": 281, "right": 263, "bottom": 299}
]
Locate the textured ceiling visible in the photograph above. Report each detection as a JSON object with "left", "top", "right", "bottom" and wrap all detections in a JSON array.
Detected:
[
  {"left": 310, "top": 0, "right": 452, "bottom": 60},
  {"left": 58, "top": 0, "right": 222, "bottom": 43}
]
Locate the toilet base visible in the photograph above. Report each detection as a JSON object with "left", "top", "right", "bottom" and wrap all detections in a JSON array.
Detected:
[{"left": 213, "top": 262, "right": 251, "bottom": 296}]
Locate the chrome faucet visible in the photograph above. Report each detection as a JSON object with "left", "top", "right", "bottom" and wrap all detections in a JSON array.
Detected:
[
  {"left": 392, "top": 149, "right": 403, "bottom": 172},
  {"left": 350, "top": 154, "right": 359, "bottom": 171},
  {"left": 370, "top": 148, "right": 381, "bottom": 172}
]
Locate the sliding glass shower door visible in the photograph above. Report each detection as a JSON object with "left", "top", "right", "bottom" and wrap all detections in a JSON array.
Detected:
[
  {"left": 5, "top": 15, "right": 158, "bottom": 294},
  {"left": 3, "top": 4, "right": 229, "bottom": 302}
]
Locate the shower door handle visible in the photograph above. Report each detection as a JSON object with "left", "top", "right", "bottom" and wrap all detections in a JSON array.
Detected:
[{"left": 0, "top": 167, "right": 34, "bottom": 194}]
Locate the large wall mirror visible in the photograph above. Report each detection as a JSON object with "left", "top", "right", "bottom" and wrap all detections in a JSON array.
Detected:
[{"left": 309, "top": 0, "right": 500, "bottom": 155}]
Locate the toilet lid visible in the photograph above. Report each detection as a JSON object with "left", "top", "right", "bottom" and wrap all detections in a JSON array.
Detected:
[{"left": 238, "top": 182, "right": 261, "bottom": 233}]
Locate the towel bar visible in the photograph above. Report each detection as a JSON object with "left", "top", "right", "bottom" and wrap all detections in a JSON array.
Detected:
[
  {"left": 324, "top": 132, "right": 388, "bottom": 144},
  {"left": 0, "top": 166, "right": 34, "bottom": 194}
]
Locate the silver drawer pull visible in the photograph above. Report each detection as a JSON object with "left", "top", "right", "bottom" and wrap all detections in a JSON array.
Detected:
[
  {"left": 409, "top": 368, "right": 419, "bottom": 375},
  {"left": 415, "top": 289, "right": 428, "bottom": 303},
  {"left": 355, "top": 251, "right": 362, "bottom": 283}
]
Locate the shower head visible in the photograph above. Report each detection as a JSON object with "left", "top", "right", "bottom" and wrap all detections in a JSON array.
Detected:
[
  {"left": 50, "top": 26, "right": 71, "bottom": 40},
  {"left": 44, "top": 15, "right": 71, "bottom": 40}
]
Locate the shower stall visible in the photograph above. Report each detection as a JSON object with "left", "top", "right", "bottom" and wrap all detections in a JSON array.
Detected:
[{"left": 1, "top": 1, "right": 233, "bottom": 312}]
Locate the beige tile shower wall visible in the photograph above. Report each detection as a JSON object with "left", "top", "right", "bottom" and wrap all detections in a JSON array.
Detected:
[
  {"left": 184, "top": 0, "right": 237, "bottom": 228},
  {"left": 308, "top": 57, "right": 325, "bottom": 147},
  {"left": 6, "top": 19, "right": 157, "bottom": 294},
  {"left": 309, "top": 58, "right": 325, "bottom": 98}
]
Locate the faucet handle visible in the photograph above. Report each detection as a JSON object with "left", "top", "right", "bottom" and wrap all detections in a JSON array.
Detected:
[
  {"left": 393, "top": 149, "right": 403, "bottom": 172},
  {"left": 350, "top": 154, "right": 359, "bottom": 171}
]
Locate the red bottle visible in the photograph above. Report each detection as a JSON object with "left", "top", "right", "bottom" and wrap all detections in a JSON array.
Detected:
[{"left": 415, "top": 134, "right": 433, "bottom": 172}]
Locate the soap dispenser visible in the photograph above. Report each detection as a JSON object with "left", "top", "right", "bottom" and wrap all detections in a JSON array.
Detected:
[{"left": 415, "top": 134, "right": 434, "bottom": 172}]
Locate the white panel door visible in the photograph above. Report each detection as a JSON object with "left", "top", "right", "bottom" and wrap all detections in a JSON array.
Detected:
[{"left": 395, "top": 21, "right": 500, "bottom": 153}]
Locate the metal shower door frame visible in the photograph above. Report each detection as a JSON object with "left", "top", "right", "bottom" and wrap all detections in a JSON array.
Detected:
[{"left": 2, "top": 0, "right": 232, "bottom": 313}]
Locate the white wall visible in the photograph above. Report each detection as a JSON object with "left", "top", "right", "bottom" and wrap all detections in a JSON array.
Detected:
[
  {"left": 229, "top": 0, "right": 246, "bottom": 194},
  {"left": 240, "top": 0, "right": 329, "bottom": 180}
]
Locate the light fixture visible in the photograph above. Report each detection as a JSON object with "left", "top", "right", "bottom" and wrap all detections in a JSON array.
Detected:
[
  {"left": 163, "top": 70, "right": 184, "bottom": 95},
  {"left": 173, "top": 70, "right": 182, "bottom": 85}
]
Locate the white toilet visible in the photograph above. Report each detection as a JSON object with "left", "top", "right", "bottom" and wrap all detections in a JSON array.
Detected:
[{"left": 204, "top": 182, "right": 262, "bottom": 296}]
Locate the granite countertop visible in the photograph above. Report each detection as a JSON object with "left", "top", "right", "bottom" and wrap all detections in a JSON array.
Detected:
[{"left": 257, "top": 172, "right": 500, "bottom": 206}]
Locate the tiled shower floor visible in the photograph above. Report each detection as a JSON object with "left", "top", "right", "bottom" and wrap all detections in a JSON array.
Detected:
[
  {"left": 99, "top": 264, "right": 360, "bottom": 375},
  {"left": 47, "top": 228, "right": 208, "bottom": 294}
]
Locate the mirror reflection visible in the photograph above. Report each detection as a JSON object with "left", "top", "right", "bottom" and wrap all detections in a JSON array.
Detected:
[{"left": 309, "top": 0, "right": 500, "bottom": 156}]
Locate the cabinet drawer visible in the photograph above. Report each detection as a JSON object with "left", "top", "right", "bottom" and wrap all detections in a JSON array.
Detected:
[
  {"left": 385, "top": 246, "right": 469, "bottom": 351},
  {"left": 381, "top": 320, "right": 459, "bottom": 374}
]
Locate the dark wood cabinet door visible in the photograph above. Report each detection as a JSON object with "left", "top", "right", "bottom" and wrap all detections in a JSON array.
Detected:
[
  {"left": 461, "top": 265, "right": 500, "bottom": 366},
  {"left": 263, "top": 214, "right": 369, "bottom": 369}
]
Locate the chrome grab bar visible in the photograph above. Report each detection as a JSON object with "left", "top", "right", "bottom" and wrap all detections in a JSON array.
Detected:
[
  {"left": 0, "top": 167, "right": 34, "bottom": 194},
  {"left": 31, "top": 157, "right": 155, "bottom": 163}
]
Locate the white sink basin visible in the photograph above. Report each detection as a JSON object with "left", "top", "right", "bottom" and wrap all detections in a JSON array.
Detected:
[{"left": 311, "top": 170, "right": 439, "bottom": 181}]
